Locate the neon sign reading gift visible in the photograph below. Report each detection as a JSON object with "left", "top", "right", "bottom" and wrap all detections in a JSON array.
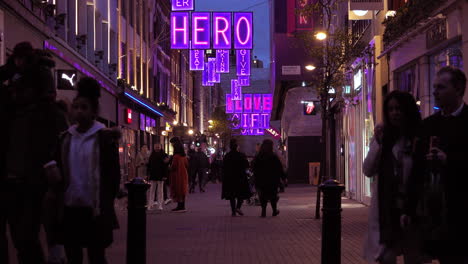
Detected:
[
  {"left": 171, "top": 12, "right": 253, "bottom": 50},
  {"left": 226, "top": 94, "right": 272, "bottom": 133}
]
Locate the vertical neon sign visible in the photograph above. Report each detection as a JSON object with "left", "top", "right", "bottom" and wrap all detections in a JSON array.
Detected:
[
  {"left": 171, "top": 12, "right": 189, "bottom": 49},
  {"left": 231, "top": 79, "right": 242, "bottom": 101},
  {"left": 243, "top": 94, "right": 252, "bottom": 113},
  {"left": 191, "top": 13, "right": 211, "bottom": 49},
  {"left": 190, "top": 49, "right": 204, "bottom": 71},
  {"left": 234, "top": 13, "right": 253, "bottom": 49},
  {"left": 226, "top": 94, "right": 234, "bottom": 113},
  {"left": 216, "top": 50, "right": 229, "bottom": 73},
  {"left": 236, "top": 49, "right": 251, "bottom": 76},
  {"left": 213, "top": 13, "right": 232, "bottom": 49}
]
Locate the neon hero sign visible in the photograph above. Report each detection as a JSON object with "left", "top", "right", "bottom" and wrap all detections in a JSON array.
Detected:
[{"left": 171, "top": 12, "right": 253, "bottom": 50}]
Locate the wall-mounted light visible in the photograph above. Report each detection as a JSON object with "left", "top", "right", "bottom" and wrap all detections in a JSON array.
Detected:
[
  {"left": 315, "top": 32, "right": 327, "bottom": 41},
  {"left": 188, "top": 129, "right": 194, "bottom": 135}
]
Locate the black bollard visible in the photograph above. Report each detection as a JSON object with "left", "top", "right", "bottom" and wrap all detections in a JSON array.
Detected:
[
  {"left": 126, "top": 177, "right": 150, "bottom": 264},
  {"left": 320, "top": 179, "right": 345, "bottom": 264}
]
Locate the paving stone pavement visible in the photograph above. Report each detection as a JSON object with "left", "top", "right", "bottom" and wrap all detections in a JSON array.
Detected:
[
  {"left": 8, "top": 183, "right": 438, "bottom": 263},
  {"left": 109, "top": 184, "right": 370, "bottom": 264}
]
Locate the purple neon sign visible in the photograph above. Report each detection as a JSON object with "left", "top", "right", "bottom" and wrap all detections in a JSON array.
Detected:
[
  {"left": 202, "top": 62, "right": 214, "bottom": 86},
  {"left": 236, "top": 49, "right": 251, "bottom": 76},
  {"left": 231, "top": 80, "right": 242, "bottom": 100},
  {"left": 207, "top": 58, "right": 220, "bottom": 83},
  {"left": 192, "top": 13, "right": 211, "bottom": 49},
  {"left": 238, "top": 76, "right": 250, "bottom": 86},
  {"left": 190, "top": 49, "right": 204, "bottom": 71},
  {"left": 240, "top": 129, "right": 265, "bottom": 136},
  {"left": 171, "top": 0, "right": 194, "bottom": 11},
  {"left": 225, "top": 94, "right": 273, "bottom": 133},
  {"left": 226, "top": 94, "right": 234, "bottom": 113},
  {"left": 216, "top": 50, "right": 230, "bottom": 73},
  {"left": 234, "top": 13, "right": 253, "bottom": 49},
  {"left": 213, "top": 13, "right": 232, "bottom": 49},
  {"left": 171, "top": 12, "right": 189, "bottom": 49}
]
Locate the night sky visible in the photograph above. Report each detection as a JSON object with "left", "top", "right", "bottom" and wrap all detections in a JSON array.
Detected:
[{"left": 195, "top": 0, "right": 271, "bottom": 67}]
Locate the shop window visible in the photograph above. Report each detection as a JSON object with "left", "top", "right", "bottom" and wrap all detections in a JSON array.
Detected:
[
  {"left": 120, "top": 42, "right": 127, "bottom": 79},
  {"left": 396, "top": 64, "right": 416, "bottom": 93},
  {"left": 429, "top": 44, "right": 463, "bottom": 113}
]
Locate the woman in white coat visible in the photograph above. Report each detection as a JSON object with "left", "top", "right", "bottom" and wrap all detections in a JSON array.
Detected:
[{"left": 363, "top": 91, "right": 424, "bottom": 264}]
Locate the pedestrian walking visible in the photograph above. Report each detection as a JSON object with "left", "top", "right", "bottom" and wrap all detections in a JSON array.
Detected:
[
  {"left": 222, "top": 139, "right": 251, "bottom": 217},
  {"left": 188, "top": 145, "right": 198, "bottom": 193},
  {"left": 1, "top": 42, "right": 68, "bottom": 264},
  {"left": 136, "top": 145, "right": 149, "bottom": 179},
  {"left": 45, "top": 77, "right": 121, "bottom": 264},
  {"left": 169, "top": 137, "right": 189, "bottom": 212},
  {"left": 404, "top": 66, "right": 468, "bottom": 263},
  {"left": 196, "top": 146, "right": 210, "bottom": 192},
  {"left": 362, "top": 90, "right": 424, "bottom": 264},
  {"left": 253, "top": 139, "right": 285, "bottom": 218},
  {"left": 147, "top": 143, "right": 169, "bottom": 210}
]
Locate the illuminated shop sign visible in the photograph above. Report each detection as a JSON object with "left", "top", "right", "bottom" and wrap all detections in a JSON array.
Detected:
[
  {"left": 236, "top": 49, "right": 251, "bottom": 76},
  {"left": 126, "top": 109, "right": 132, "bottom": 124},
  {"left": 43, "top": 41, "right": 113, "bottom": 94},
  {"left": 303, "top": 101, "right": 317, "bottom": 115},
  {"left": 353, "top": 69, "right": 362, "bottom": 90},
  {"left": 190, "top": 49, "right": 204, "bottom": 71},
  {"left": 265, "top": 127, "right": 281, "bottom": 139},
  {"left": 207, "top": 58, "right": 220, "bottom": 83},
  {"left": 172, "top": 0, "right": 194, "bottom": 11}
]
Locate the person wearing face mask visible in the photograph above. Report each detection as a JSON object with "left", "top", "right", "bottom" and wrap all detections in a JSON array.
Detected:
[
  {"left": 45, "top": 77, "right": 121, "bottom": 264},
  {"left": 404, "top": 66, "right": 468, "bottom": 263},
  {"left": 362, "top": 91, "right": 424, "bottom": 264}
]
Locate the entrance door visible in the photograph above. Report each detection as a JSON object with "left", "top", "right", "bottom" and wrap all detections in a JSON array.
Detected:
[{"left": 287, "top": 136, "right": 322, "bottom": 184}]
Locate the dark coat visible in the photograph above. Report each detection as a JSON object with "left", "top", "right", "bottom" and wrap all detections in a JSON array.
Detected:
[
  {"left": 406, "top": 105, "right": 468, "bottom": 257},
  {"left": 2, "top": 53, "right": 67, "bottom": 186},
  {"left": 253, "top": 153, "right": 285, "bottom": 200},
  {"left": 221, "top": 150, "right": 251, "bottom": 200},
  {"left": 48, "top": 128, "right": 121, "bottom": 247},
  {"left": 197, "top": 150, "right": 210, "bottom": 169},
  {"left": 148, "top": 150, "right": 169, "bottom": 181}
]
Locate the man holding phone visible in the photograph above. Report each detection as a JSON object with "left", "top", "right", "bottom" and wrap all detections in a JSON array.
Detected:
[{"left": 404, "top": 66, "right": 468, "bottom": 263}]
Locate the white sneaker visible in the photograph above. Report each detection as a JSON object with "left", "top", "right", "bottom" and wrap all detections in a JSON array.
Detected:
[{"left": 164, "top": 199, "right": 172, "bottom": 205}]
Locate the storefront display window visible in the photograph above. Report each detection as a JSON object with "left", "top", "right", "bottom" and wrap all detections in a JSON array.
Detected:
[{"left": 429, "top": 43, "right": 463, "bottom": 114}]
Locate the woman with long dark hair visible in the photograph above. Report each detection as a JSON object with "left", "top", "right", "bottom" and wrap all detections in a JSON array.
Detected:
[
  {"left": 49, "top": 77, "right": 120, "bottom": 264},
  {"left": 169, "top": 137, "right": 189, "bottom": 212},
  {"left": 363, "top": 90, "right": 423, "bottom": 264},
  {"left": 253, "top": 139, "right": 285, "bottom": 218},
  {"left": 222, "top": 139, "right": 251, "bottom": 216}
]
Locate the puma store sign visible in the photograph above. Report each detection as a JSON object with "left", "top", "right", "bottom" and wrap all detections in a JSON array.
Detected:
[{"left": 57, "top": 70, "right": 78, "bottom": 90}]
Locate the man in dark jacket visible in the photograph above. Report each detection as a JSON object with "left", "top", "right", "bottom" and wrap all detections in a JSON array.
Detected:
[
  {"left": 196, "top": 146, "right": 210, "bottom": 193},
  {"left": 148, "top": 143, "right": 169, "bottom": 210},
  {"left": 404, "top": 66, "right": 468, "bottom": 263},
  {"left": 0, "top": 43, "right": 68, "bottom": 264}
]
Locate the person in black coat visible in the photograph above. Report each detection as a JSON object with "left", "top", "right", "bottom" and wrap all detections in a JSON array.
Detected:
[
  {"left": 188, "top": 146, "right": 198, "bottom": 193},
  {"left": 222, "top": 139, "right": 251, "bottom": 217},
  {"left": 403, "top": 66, "right": 468, "bottom": 263},
  {"left": 147, "top": 143, "right": 169, "bottom": 210},
  {"left": 253, "top": 139, "right": 285, "bottom": 218}
]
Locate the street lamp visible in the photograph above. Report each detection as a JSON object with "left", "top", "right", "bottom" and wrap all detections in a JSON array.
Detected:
[
  {"left": 315, "top": 32, "right": 327, "bottom": 41},
  {"left": 208, "top": 120, "right": 214, "bottom": 124},
  {"left": 305, "top": 65, "right": 316, "bottom": 71},
  {"left": 173, "top": 120, "right": 178, "bottom": 125},
  {"left": 188, "top": 129, "right": 194, "bottom": 135}
]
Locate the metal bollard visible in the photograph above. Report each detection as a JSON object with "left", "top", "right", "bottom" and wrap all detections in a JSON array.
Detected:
[
  {"left": 320, "top": 179, "right": 345, "bottom": 264},
  {"left": 126, "top": 177, "right": 150, "bottom": 264}
]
